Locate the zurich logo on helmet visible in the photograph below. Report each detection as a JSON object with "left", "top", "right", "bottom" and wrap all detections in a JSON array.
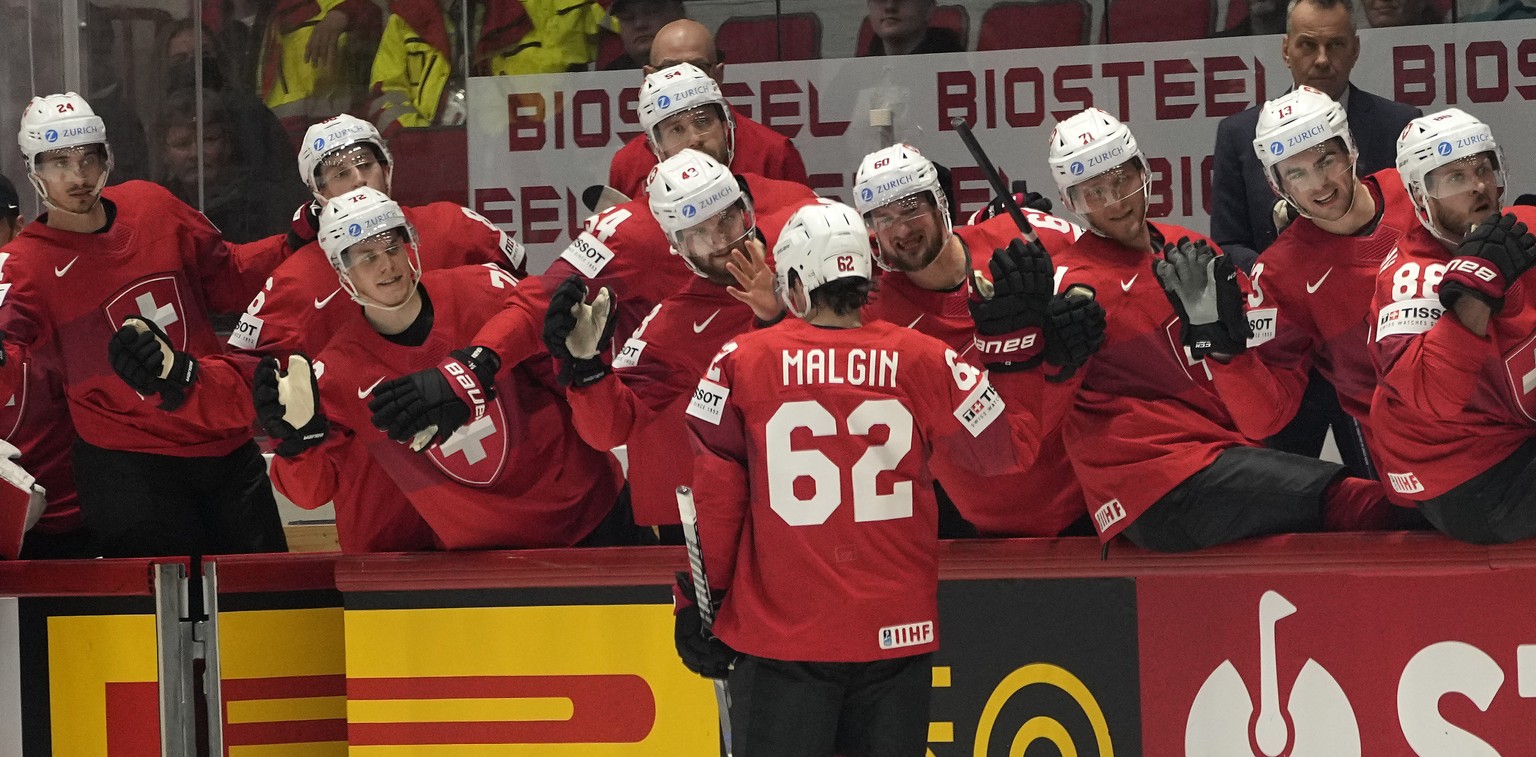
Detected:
[
  {"left": 1269, "top": 141, "right": 1284, "bottom": 156},
  {"left": 860, "top": 187, "right": 874, "bottom": 202},
  {"left": 44, "top": 129, "right": 58, "bottom": 143},
  {"left": 1070, "top": 161, "right": 1085, "bottom": 176},
  {"left": 348, "top": 222, "right": 363, "bottom": 237},
  {"left": 313, "top": 137, "right": 326, "bottom": 151},
  {"left": 1437, "top": 141, "right": 1453, "bottom": 156},
  {"left": 658, "top": 95, "right": 672, "bottom": 110},
  {"left": 682, "top": 204, "right": 697, "bottom": 218}
]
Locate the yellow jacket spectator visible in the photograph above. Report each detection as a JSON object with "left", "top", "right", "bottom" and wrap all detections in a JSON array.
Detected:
[
  {"left": 369, "top": 0, "right": 608, "bottom": 134},
  {"left": 255, "top": 0, "right": 383, "bottom": 146}
]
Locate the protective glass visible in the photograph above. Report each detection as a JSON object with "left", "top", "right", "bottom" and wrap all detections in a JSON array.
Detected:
[
  {"left": 316, "top": 145, "right": 383, "bottom": 191},
  {"left": 340, "top": 232, "right": 409, "bottom": 271},
  {"left": 866, "top": 192, "right": 938, "bottom": 232},
  {"left": 1273, "top": 142, "right": 1356, "bottom": 198},
  {"left": 1067, "top": 161, "right": 1149, "bottom": 212},
  {"left": 672, "top": 201, "right": 756, "bottom": 258},
  {"left": 33, "top": 146, "right": 108, "bottom": 182},
  {"left": 653, "top": 106, "right": 726, "bottom": 154},
  {"left": 1424, "top": 153, "right": 1504, "bottom": 200}
]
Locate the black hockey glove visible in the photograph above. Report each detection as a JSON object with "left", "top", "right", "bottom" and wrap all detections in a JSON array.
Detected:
[
  {"left": 286, "top": 199, "right": 323, "bottom": 251},
  {"left": 108, "top": 316, "right": 199, "bottom": 411},
  {"left": 254, "top": 354, "right": 329, "bottom": 458},
  {"left": 969, "top": 239, "right": 1053, "bottom": 372},
  {"left": 367, "top": 346, "right": 500, "bottom": 451},
  {"left": 541, "top": 275, "right": 618, "bottom": 388},
  {"left": 1153, "top": 238, "right": 1251, "bottom": 359},
  {"left": 673, "top": 572, "right": 737, "bottom": 680},
  {"left": 1042, "top": 286, "right": 1107, "bottom": 383},
  {"left": 967, "top": 191, "right": 1053, "bottom": 225},
  {"left": 1439, "top": 211, "right": 1536, "bottom": 314}
]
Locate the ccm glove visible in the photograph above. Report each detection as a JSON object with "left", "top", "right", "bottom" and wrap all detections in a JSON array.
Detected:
[
  {"left": 1153, "top": 238, "right": 1251, "bottom": 359},
  {"left": 254, "top": 354, "right": 329, "bottom": 458},
  {"left": 367, "top": 346, "right": 500, "bottom": 451},
  {"left": 1042, "top": 286, "right": 1107, "bottom": 383},
  {"left": 286, "top": 199, "right": 323, "bottom": 250},
  {"left": 969, "top": 239, "right": 1053, "bottom": 371},
  {"left": 1439, "top": 211, "right": 1536, "bottom": 313},
  {"left": 672, "top": 572, "right": 737, "bottom": 680},
  {"left": 541, "top": 275, "right": 618, "bottom": 388},
  {"left": 108, "top": 316, "right": 198, "bottom": 410}
]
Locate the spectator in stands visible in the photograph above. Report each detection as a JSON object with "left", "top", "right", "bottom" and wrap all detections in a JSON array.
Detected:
[
  {"left": 606, "top": 20, "right": 808, "bottom": 199},
  {"left": 1363, "top": 0, "right": 1445, "bottom": 25},
  {"left": 605, "top": 0, "right": 686, "bottom": 70},
  {"left": 155, "top": 89, "right": 309, "bottom": 243},
  {"left": 861, "top": 0, "right": 965, "bottom": 56},
  {"left": 1463, "top": 0, "right": 1536, "bottom": 20},
  {"left": 370, "top": 0, "right": 608, "bottom": 134},
  {"left": 1217, "top": 0, "right": 1287, "bottom": 35},
  {"left": 1209, "top": 0, "right": 1419, "bottom": 480},
  {"left": 84, "top": 6, "right": 150, "bottom": 184}
]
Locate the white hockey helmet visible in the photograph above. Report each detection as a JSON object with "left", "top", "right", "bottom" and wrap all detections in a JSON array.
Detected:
[
  {"left": 773, "top": 201, "right": 872, "bottom": 318},
  {"left": 853, "top": 143, "right": 951, "bottom": 270},
  {"left": 298, "top": 114, "right": 393, "bottom": 199},
  {"left": 18, "top": 93, "right": 114, "bottom": 210},
  {"left": 647, "top": 149, "right": 755, "bottom": 277},
  {"left": 318, "top": 186, "right": 421, "bottom": 310},
  {"left": 1048, "top": 108, "right": 1148, "bottom": 232},
  {"left": 637, "top": 63, "right": 735, "bottom": 164},
  {"left": 1397, "top": 108, "right": 1506, "bottom": 242},
  {"left": 1253, "top": 86, "right": 1357, "bottom": 214}
]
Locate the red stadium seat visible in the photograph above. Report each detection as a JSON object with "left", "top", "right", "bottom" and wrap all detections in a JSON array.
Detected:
[
  {"left": 977, "top": 0, "right": 1091, "bottom": 50},
  {"left": 857, "top": 5, "right": 971, "bottom": 55},
  {"left": 595, "top": 29, "right": 627, "bottom": 69},
  {"left": 1104, "top": 0, "right": 1215, "bottom": 42},
  {"left": 716, "top": 13, "right": 823, "bottom": 63}
]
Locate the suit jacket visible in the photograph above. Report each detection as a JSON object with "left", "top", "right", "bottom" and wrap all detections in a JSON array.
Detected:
[{"left": 1210, "top": 84, "right": 1420, "bottom": 268}]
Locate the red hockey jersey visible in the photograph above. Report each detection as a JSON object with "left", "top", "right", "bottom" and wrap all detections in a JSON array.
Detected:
[
  {"left": 274, "top": 265, "right": 622, "bottom": 549},
  {"left": 1368, "top": 205, "right": 1536, "bottom": 500},
  {"left": 607, "top": 109, "right": 809, "bottom": 199},
  {"left": 0, "top": 356, "right": 80, "bottom": 533},
  {"left": 864, "top": 209, "right": 1087, "bottom": 537},
  {"left": 1058, "top": 223, "right": 1255, "bottom": 540},
  {"left": 688, "top": 318, "right": 1043, "bottom": 662},
  {"left": 471, "top": 174, "right": 816, "bottom": 374},
  {"left": 0, "top": 181, "right": 285, "bottom": 456},
  {"left": 1211, "top": 170, "right": 1414, "bottom": 443}
]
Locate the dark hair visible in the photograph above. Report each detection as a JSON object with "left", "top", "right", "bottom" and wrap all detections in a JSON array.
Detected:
[{"left": 809, "top": 277, "right": 874, "bottom": 316}]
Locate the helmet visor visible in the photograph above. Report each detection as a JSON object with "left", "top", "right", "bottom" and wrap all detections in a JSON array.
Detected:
[
  {"left": 338, "top": 230, "right": 410, "bottom": 271},
  {"left": 33, "top": 145, "right": 109, "bottom": 183},
  {"left": 653, "top": 106, "right": 727, "bottom": 156},
  {"left": 315, "top": 145, "right": 384, "bottom": 194},
  {"left": 1067, "top": 159, "right": 1149, "bottom": 213},
  {"left": 672, "top": 200, "right": 755, "bottom": 258},
  {"left": 1423, "top": 152, "right": 1504, "bottom": 200},
  {"left": 1272, "top": 141, "right": 1356, "bottom": 199}
]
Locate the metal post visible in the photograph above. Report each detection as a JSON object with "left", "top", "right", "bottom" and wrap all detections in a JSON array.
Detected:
[
  {"left": 201, "top": 562, "right": 223, "bottom": 757},
  {"left": 154, "top": 563, "right": 196, "bottom": 757}
]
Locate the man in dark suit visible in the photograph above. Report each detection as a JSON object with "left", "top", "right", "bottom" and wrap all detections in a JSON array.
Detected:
[{"left": 1210, "top": 0, "right": 1420, "bottom": 477}]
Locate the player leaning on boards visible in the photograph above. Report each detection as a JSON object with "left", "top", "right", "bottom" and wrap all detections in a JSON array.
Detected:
[
  {"left": 263, "top": 188, "right": 635, "bottom": 549},
  {"left": 0, "top": 93, "right": 288, "bottom": 557},
  {"left": 678, "top": 201, "right": 1049, "bottom": 756},
  {"left": 1368, "top": 109, "right": 1536, "bottom": 543},
  {"left": 1203, "top": 86, "right": 1419, "bottom": 499},
  {"left": 853, "top": 142, "right": 1107, "bottom": 538},
  {"left": 365, "top": 66, "right": 815, "bottom": 514},
  {"left": 545, "top": 148, "right": 819, "bottom": 528},
  {"left": 1044, "top": 107, "right": 1393, "bottom": 552}
]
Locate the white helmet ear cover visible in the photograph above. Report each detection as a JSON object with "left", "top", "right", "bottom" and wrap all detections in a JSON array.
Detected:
[{"left": 772, "top": 202, "right": 872, "bottom": 318}]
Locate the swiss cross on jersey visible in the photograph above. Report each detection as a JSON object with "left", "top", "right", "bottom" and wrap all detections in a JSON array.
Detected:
[
  {"left": 1163, "top": 315, "right": 1215, "bottom": 386},
  {"left": 425, "top": 396, "right": 511, "bottom": 487},
  {"left": 1502, "top": 332, "right": 1536, "bottom": 423},
  {"left": 101, "top": 275, "right": 188, "bottom": 349}
]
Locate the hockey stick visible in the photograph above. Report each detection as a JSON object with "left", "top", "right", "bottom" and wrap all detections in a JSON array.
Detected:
[
  {"left": 581, "top": 184, "right": 631, "bottom": 215},
  {"left": 677, "top": 485, "right": 734, "bottom": 756}
]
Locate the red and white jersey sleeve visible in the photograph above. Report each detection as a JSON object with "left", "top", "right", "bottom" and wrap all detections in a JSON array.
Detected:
[
  {"left": 311, "top": 265, "right": 622, "bottom": 549},
  {"left": 686, "top": 318, "right": 1040, "bottom": 662},
  {"left": 1210, "top": 169, "right": 1412, "bottom": 440},
  {"left": 0, "top": 353, "right": 80, "bottom": 534},
  {"left": 1367, "top": 205, "right": 1536, "bottom": 500},
  {"left": 1059, "top": 223, "right": 1254, "bottom": 540},
  {"left": 607, "top": 109, "right": 810, "bottom": 199}
]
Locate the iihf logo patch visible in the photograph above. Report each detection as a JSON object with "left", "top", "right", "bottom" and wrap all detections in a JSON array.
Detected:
[
  {"left": 682, "top": 205, "right": 697, "bottom": 218},
  {"left": 658, "top": 95, "right": 672, "bottom": 109},
  {"left": 1269, "top": 141, "right": 1284, "bottom": 156},
  {"left": 313, "top": 137, "right": 326, "bottom": 151},
  {"left": 1437, "top": 141, "right": 1453, "bottom": 156},
  {"left": 1070, "top": 161, "right": 1085, "bottom": 176},
  {"left": 348, "top": 222, "right": 362, "bottom": 237},
  {"left": 44, "top": 130, "right": 57, "bottom": 143},
  {"left": 860, "top": 187, "right": 874, "bottom": 203}
]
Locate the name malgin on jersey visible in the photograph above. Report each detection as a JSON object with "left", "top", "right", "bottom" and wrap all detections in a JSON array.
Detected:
[{"left": 782, "top": 348, "right": 899, "bottom": 389}]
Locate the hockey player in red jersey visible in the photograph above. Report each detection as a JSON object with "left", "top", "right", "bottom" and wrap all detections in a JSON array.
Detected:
[
  {"left": 547, "top": 149, "right": 816, "bottom": 526},
  {"left": 1208, "top": 87, "right": 1418, "bottom": 484},
  {"left": 264, "top": 188, "right": 632, "bottom": 549},
  {"left": 1369, "top": 109, "right": 1536, "bottom": 543},
  {"left": 680, "top": 201, "right": 1048, "bottom": 755},
  {"left": 1046, "top": 108, "right": 1391, "bottom": 551},
  {"left": 607, "top": 39, "right": 807, "bottom": 199},
  {"left": 852, "top": 142, "right": 1106, "bottom": 538},
  {"left": 0, "top": 92, "right": 286, "bottom": 557}
]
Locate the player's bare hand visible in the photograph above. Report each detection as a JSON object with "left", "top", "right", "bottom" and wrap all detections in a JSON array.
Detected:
[
  {"left": 726, "top": 238, "right": 783, "bottom": 322},
  {"left": 305, "top": 9, "right": 349, "bottom": 68}
]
